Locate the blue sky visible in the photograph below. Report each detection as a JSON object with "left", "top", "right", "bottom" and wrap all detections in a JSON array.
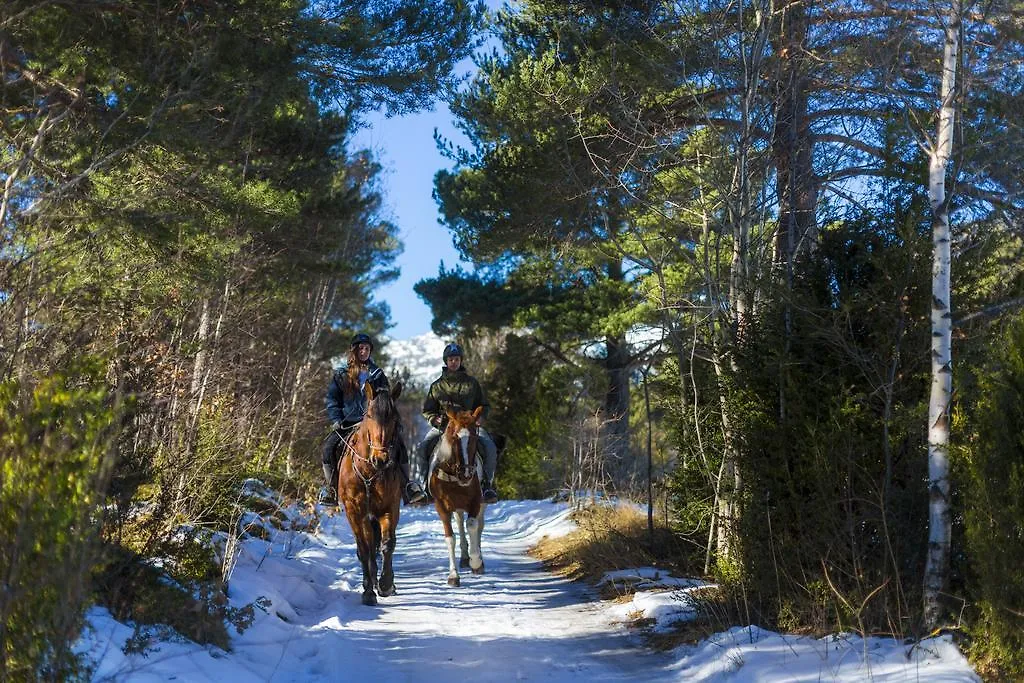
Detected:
[
  {"left": 353, "top": 2, "right": 504, "bottom": 341},
  {"left": 352, "top": 93, "right": 473, "bottom": 341}
]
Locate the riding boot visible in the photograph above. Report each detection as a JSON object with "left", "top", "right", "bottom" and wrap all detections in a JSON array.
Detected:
[
  {"left": 398, "top": 463, "right": 427, "bottom": 505},
  {"left": 479, "top": 429, "right": 499, "bottom": 504},
  {"left": 481, "top": 479, "right": 498, "bottom": 504},
  {"left": 319, "top": 462, "right": 338, "bottom": 506}
]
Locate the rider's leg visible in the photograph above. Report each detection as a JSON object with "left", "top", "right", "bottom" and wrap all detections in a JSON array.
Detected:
[
  {"left": 319, "top": 429, "right": 342, "bottom": 505},
  {"left": 479, "top": 429, "right": 499, "bottom": 503},
  {"left": 416, "top": 428, "right": 441, "bottom": 483},
  {"left": 392, "top": 435, "right": 426, "bottom": 504}
]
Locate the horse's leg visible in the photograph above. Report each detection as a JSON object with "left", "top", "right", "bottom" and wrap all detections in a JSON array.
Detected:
[
  {"left": 377, "top": 508, "right": 398, "bottom": 597},
  {"left": 435, "top": 501, "right": 460, "bottom": 587},
  {"left": 467, "top": 501, "right": 485, "bottom": 574},
  {"left": 369, "top": 517, "right": 382, "bottom": 593},
  {"left": 457, "top": 511, "right": 471, "bottom": 568},
  {"left": 345, "top": 509, "right": 378, "bottom": 606}
]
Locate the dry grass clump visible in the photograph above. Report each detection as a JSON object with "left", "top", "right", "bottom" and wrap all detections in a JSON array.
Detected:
[
  {"left": 529, "top": 501, "right": 741, "bottom": 650},
  {"left": 529, "top": 502, "right": 702, "bottom": 596}
]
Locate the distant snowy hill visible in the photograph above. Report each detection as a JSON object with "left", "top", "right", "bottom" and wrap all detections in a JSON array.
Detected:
[{"left": 381, "top": 332, "right": 447, "bottom": 390}]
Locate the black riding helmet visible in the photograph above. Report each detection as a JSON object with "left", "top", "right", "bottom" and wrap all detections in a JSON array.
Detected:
[
  {"left": 351, "top": 333, "right": 374, "bottom": 351},
  {"left": 442, "top": 342, "right": 463, "bottom": 361}
]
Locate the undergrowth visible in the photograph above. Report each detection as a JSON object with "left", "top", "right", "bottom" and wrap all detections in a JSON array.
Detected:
[{"left": 528, "top": 502, "right": 743, "bottom": 648}]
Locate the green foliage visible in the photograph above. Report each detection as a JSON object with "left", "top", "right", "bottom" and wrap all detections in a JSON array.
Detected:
[
  {"left": 659, "top": 198, "right": 937, "bottom": 633},
  {"left": 483, "top": 333, "right": 566, "bottom": 498},
  {"left": 959, "top": 313, "right": 1024, "bottom": 677},
  {"left": 0, "top": 0, "right": 487, "bottom": 671},
  {"left": 414, "top": 266, "right": 525, "bottom": 336},
  {"left": 497, "top": 438, "right": 552, "bottom": 500},
  {"left": 0, "top": 363, "right": 117, "bottom": 682},
  {"left": 155, "top": 400, "right": 265, "bottom": 533}
]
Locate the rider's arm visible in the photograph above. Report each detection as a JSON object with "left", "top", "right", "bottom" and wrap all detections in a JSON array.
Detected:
[
  {"left": 422, "top": 383, "right": 445, "bottom": 428},
  {"left": 325, "top": 373, "right": 345, "bottom": 426},
  {"left": 473, "top": 377, "right": 490, "bottom": 421}
]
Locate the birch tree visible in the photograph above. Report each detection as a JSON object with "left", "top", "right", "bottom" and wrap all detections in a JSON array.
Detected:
[{"left": 922, "top": 0, "right": 962, "bottom": 630}]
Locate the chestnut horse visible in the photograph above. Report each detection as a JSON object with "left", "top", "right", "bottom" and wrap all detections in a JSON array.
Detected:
[
  {"left": 337, "top": 381, "right": 404, "bottom": 605},
  {"left": 428, "top": 406, "right": 486, "bottom": 586}
]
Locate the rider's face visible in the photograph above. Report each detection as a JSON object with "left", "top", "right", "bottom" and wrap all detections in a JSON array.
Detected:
[
  {"left": 445, "top": 355, "right": 462, "bottom": 372},
  {"left": 355, "top": 343, "right": 372, "bottom": 362}
]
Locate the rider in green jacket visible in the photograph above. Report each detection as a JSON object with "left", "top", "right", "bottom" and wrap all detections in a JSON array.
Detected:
[{"left": 415, "top": 343, "right": 498, "bottom": 503}]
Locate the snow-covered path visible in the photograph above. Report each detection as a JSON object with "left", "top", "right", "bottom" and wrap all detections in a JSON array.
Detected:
[
  {"left": 240, "top": 503, "right": 673, "bottom": 682},
  {"left": 84, "top": 500, "right": 676, "bottom": 682},
  {"left": 81, "top": 496, "right": 979, "bottom": 682}
]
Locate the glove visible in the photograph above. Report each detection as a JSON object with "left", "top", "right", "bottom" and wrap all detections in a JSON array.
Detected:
[
  {"left": 331, "top": 421, "right": 343, "bottom": 432},
  {"left": 430, "top": 415, "right": 445, "bottom": 429}
]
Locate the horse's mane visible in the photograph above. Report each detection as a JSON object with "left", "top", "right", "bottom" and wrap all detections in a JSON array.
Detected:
[{"left": 367, "top": 388, "right": 396, "bottom": 424}]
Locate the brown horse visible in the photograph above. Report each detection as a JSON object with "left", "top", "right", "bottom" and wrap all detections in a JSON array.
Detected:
[
  {"left": 337, "top": 381, "right": 404, "bottom": 605},
  {"left": 428, "top": 406, "right": 486, "bottom": 586}
]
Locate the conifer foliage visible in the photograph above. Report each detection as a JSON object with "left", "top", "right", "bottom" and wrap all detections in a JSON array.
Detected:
[
  {"left": 0, "top": 0, "right": 482, "bottom": 677},
  {"left": 421, "top": 0, "right": 1024, "bottom": 671}
]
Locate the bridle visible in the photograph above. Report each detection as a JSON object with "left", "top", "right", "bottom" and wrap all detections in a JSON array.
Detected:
[
  {"left": 435, "top": 419, "right": 479, "bottom": 487},
  {"left": 342, "top": 412, "right": 397, "bottom": 491}
]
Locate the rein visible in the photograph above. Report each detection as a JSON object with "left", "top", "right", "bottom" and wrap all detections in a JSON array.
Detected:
[{"left": 342, "top": 427, "right": 395, "bottom": 491}]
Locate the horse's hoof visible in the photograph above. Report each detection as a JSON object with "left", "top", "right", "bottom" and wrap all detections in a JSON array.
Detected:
[
  {"left": 447, "top": 576, "right": 461, "bottom": 587},
  {"left": 378, "top": 584, "right": 396, "bottom": 597},
  {"left": 460, "top": 557, "right": 471, "bottom": 569},
  {"left": 472, "top": 563, "right": 485, "bottom": 575},
  {"left": 361, "top": 591, "right": 378, "bottom": 606}
]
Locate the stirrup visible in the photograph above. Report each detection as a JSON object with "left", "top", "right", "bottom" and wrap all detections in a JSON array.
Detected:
[
  {"left": 318, "top": 486, "right": 338, "bottom": 506},
  {"left": 405, "top": 481, "right": 427, "bottom": 505},
  {"left": 482, "top": 482, "right": 498, "bottom": 504}
]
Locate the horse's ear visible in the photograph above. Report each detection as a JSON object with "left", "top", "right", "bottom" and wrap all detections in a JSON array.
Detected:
[
  {"left": 472, "top": 406, "right": 484, "bottom": 419},
  {"left": 365, "top": 382, "right": 374, "bottom": 402},
  {"left": 391, "top": 380, "right": 403, "bottom": 401},
  {"left": 446, "top": 409, "right": 457, "bottom": 423}
]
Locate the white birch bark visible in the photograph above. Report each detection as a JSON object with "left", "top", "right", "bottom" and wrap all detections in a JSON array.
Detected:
[
  {"left": 188, "top": 298, "right": 212, "bottom": 419},
  {"left": 923, "top": 0, "right": 961, "bottom": 630},
  {"left": 713, "top": 0, "right": 772, "bottom": 562}
]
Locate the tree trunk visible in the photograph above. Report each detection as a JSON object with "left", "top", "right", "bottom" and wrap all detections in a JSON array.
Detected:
[
  {"left": 771, "top": 0, "right": 818, "bottom": 267},
  {"left": 600, "top": 257, "right": 631, "bottom": 481},
  {"left": 643, "top": 366, "right": 654, "bottom": 539},
  {"left": 923, "top": 0, "right": 960, "bottom": 630},
  {"left": 602, "top": 332, "right": 631, "bottom": 480},
  {"left": 711, "top": 0, "right": 772, "bottom": 564},
  {"left": 283, "top": 278, "right": 335, "bottom": 477},
  {"left": 712, "top": 349, "right": 741, "bottom": 561}
]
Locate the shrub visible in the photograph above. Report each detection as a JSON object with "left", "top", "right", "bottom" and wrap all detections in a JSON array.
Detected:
[
  {"left": 960, "top": 314, "right": 1024, "bottom": 678},
  {"left": 0, "top": 364, "right": 118, "bottom": 681}
]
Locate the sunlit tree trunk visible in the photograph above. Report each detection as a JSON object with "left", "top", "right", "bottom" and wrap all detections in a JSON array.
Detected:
[
  {"left": 283, "top": 278, "right": 335, "bottom": 477},
  {"left": 923, "top": 0, "right": 961, "bottom": 630},
  {"left": 712, "top": 0, "right": 772, "bottom": 562}
]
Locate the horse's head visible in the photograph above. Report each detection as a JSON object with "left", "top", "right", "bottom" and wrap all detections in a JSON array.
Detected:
[
  {"left": 439, "top": 405, "right": 483, "bottom": 482},
  {"left": 361, "top": 381, "right": 402, "bottom": 463}
]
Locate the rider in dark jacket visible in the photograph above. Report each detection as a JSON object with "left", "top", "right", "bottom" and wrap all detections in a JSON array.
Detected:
[
  {"left": 320, "top": 333, "right": 426, "bottom": 505},
  {"left": 415, "top": 342, "right": 498, "bottom": 503}
]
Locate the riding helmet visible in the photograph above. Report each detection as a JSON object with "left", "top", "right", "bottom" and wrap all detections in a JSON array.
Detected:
[
  {"left": 442, "top": 342, "right": 463, "bottom": 361},
  {"left": 351, "top": 333, "right": 374, "bottom": 350}
]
